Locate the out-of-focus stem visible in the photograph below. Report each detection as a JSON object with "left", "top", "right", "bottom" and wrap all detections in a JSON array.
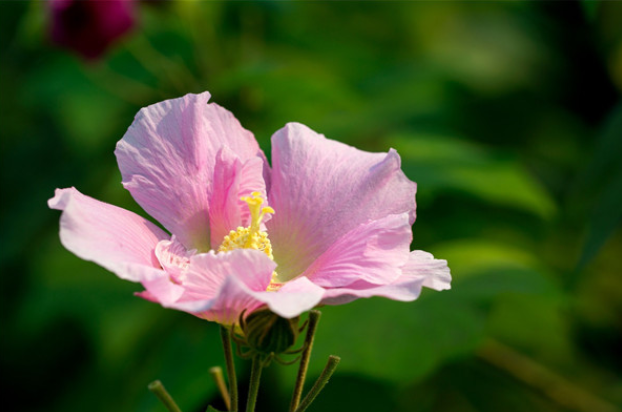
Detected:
[
  {"left": 148, "top": 380, "right": 182, "bottom": 412},
  {"left": 289, "top": 310, "right": 321, "bottom": 412},
  {"left": 478, "top": 339, "right": 619, "bottom": 412},
  {"left": 209, "top": 366, "right": 231, "bottom": 411},
  {"left": 294, "top": 355, "right": 341, "bottom": 412},
  {"left": 220, "top": 326, "right": 238, "bottom": 412}
]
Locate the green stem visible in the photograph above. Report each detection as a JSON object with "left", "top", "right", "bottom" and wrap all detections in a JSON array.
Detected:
[
  {"left": 209, "top": 366, "right": 231, "bottom": 411},
  {"left": 289, "top": 310, "right": 321, "bottom": 412},
  {"left": 148, "top": 380, "right": 183, "bottom": 412},
  {"left": 294, "top": 356, "right": 341, "bottom": 412},
  {"left": 220, "top": 326, "right": 238, "bottom": 412},
  {"left": 245, "top": 356, "right": 264, "bottom": 412}
]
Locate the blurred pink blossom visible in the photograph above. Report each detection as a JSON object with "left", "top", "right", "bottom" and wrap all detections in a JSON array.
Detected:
[
  {"left": 48, "top": 0, "right": 136, "bottom": 60},
  {"left": 49, "top": 92, "right": 451, "bottom": 326}
]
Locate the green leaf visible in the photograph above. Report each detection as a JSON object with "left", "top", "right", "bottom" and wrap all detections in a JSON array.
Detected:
[
  {"left": 307, "top": 292, "right": 486, "bottom": 384},
  {"left": 578, "top": 167, "right": 622, "bottom": 270},
  {"left": 206, "top": 406, "right": 225, "bottom": 412},
  {"left": 390, "top": 133, "right": 556, "bottom": 218},
  {"left": 581, "top": 0, "right": 599, "bottom": 21},
  {"left": 576, "top": 103, "right": 622, "bottom": 271}
]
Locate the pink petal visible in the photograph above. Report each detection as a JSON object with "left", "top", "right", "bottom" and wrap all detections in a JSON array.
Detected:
[
  {"left": 267, "top": 123, "right": 417, "bottom": 282},
  {"left": 48, "top": 187, "right": 168, "bottom": 282},
  {"left": 140, "top": 273, "right": 186, "bottom": 307},
  {"left": 256, "top": 276, "right": 325, "bottom": 318},
  {"left": 157, "top": 249, "right": 322, "bottom": 325},
  {"left": 195, "top": 275, "right": 266, "bottom": 325},
  {"left": 401, "top": 250, "right": 452, "bottom": 291},
  {"left": 300, "top": 213, "right": 412, "bottom": 288},
  {"left": 320, "top": 250, "right": 451, "bottom": 305},
  {"left": 319, "top": 277, "right": 426, "bottom": 306},
  {"left": 182, "top": 249, "right": 276, "bottom": 301},
  {"left": 209, "top": 147, "right": 269, "bottom": 248},
  {"left": 115, "top": 92, "right": 266, "bottom": 252},
  {"left": 194, "top": 274, "right": 323, "bottom": 324},
  {"left": 154, "top": 236, "right": 194, "bottom": 282}
]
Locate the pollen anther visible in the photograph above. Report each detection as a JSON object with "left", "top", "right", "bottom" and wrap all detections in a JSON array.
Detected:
[{"left": 217, "top": 193, "right": 281, "bottom": 291}]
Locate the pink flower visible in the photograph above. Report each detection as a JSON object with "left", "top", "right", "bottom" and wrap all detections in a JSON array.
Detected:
[
  {"left": 49, "top": 92, "right": 450, "bottom": 326},
  {"left": 48, "top": 0, "right": 136, "bottom": 60}
]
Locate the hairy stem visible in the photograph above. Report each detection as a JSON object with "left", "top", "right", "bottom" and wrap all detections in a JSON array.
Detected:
[
  {"left": 294, "top": 355, "right": 341, "bottom": 412},
  {"left": 246, "top": 356, "right": 264, "bottom": 412},
  {"left": 289, "top": 310, "right": 322, "bottom": 412},
  {"left": 220, "top": 326, "right": 238, "bottom": 411}
]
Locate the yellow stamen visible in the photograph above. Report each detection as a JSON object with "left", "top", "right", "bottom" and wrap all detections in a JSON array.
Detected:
[{"left": 217, "top": 192, "right": 281, "bottom": 291}]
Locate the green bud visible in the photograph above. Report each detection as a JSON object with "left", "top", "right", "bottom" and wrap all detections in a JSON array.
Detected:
[{"left": 242, "top": 310, "right": 300, "bottom": 356}]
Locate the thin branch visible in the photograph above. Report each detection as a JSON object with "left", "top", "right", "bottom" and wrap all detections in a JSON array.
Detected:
[
  {"left": 148, "top": 380, "right": 183, "bottom": 412},
  {"left": 289, "top": 310, "right": 321, "bottom": 412},
  {"left": 478, "top": 339, "right": 620, "bottom": 412}
]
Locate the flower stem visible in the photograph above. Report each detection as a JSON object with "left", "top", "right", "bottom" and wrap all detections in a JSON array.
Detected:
[
  {"left": 289, "top": 310, "right": 321, "bottom": 412},
  {"left": 220, "top": 326, "right": 239, "bottom": 412},
  {"left": 148, "top": 380, "right": 183, "bottom": 412},
  {"left": 209, "top": 366, "right": 231, "bottom": 411},
  {"left": 245, "top": 356, "right": 264, "bottom": 412},
  {"left": 294, "top": 356, "right": 341, "bottom": 412}
]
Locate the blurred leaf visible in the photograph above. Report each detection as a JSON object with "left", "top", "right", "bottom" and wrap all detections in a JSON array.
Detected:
[
  {"left": 303, "top": 263, "right": 557, "bottom": 385},
  {"left": 576, "top": 103, "right": 622, "bottom": 270},
  {"left": 308, "top": 293, "right": 486, "bottom": 384},
  {"left": 578, "top": 167, "right": 622, "bottom": 269},
  {"left": 487, "top": 294, "right": 574, "bottom": 366},
  {"left": 303, "top": 374, "right": 399, "bottom": 412},
  {"left": 430, "top": 239, "right": 544, "bottom": 276},
  {"left": 391, "top": 133, "right": 557, "bottom": 218},
  {"left": 581, "top": 0, "right": 599, "bottom": 22}
]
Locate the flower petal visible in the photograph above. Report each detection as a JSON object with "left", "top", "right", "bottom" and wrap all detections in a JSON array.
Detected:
[
  {"left": 115, "top": 92, "right": 265, "bottom": 251},
  {"left": 193, "top": 274, "right": 323, "bottom": 324},
  {"left": 182, "top": 249, "right": 275, "bottom": 301},
  {"left": 209, "top": 147, "right": 269, "bottom": 248},
  {"left": 319, "top": 277, "right": 426, "bottom": 306},
  {"left": 319, "top": 250, "right": 451, "bottom": 305},
  {"left": 401, "top": 250, "right": 452, "bottom": 291},
  {"left": 140, "top": 273, "right": 186, "bottom": 307},
  {"left": 268, "top": 123, "right": 417, "bottom": 281},
  {"left": 154, "top": 249, "right": 322, "bottom": 324},
  {"left": 299, "top": 213, "right": 411, "bottom": 287},
  {"left": 255, "top": 276, "right": 324, "bottom": 318},
  {"left": 172, "top": 249, "right": 275, "bottom": 324},
  {"left": 48, "top": 187, "right": 168, "bottom": 282}
]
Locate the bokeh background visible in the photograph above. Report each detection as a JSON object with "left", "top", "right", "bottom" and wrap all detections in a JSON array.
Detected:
[{"left": 2, "top": 1, "right": 622, "bottom": 412}]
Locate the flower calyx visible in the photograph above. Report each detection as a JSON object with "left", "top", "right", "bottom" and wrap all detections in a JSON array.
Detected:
[{"left": 232, "top": 309, "right": 307, "bottom": 366}]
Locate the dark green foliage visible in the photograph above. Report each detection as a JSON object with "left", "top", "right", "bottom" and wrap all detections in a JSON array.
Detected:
[{"left": 1, "top": 2, "right": 621, "bottom": 412}]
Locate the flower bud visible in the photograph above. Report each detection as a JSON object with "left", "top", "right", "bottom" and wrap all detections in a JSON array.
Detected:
[{"left": 242, "top": 310, "right": 300, "bottom": 357}]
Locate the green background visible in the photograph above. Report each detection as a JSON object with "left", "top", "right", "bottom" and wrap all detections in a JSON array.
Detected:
[{"left": 2, "top": 1, "right": 622, "bottom": 412}]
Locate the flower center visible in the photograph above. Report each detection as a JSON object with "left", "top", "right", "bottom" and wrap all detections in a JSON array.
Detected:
[{"left": 217, "top": 192, "right": 281, "bottom": 291}]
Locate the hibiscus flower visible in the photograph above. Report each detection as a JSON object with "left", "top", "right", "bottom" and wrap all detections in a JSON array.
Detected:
[
  {"left": 48, "top": 0, "right": 136, "bottom": 60},
  {"left": 49, "top": 92, "right": 450, "bottom": 326}
]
